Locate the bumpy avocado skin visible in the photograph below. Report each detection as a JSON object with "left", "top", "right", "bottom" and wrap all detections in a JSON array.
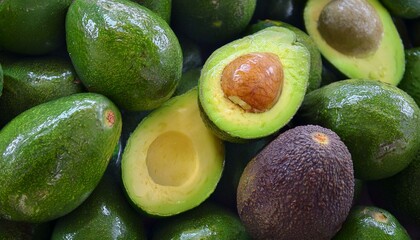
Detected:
[
  {"left": 0, "top": 0, "right": 72, "bottom": 55},
  {"left": 296, "top": 79, "right": 420, "bottom": 180},
  {"left": 0, "top": 55, "right": 83, "bottom": 127},
  {"left": 0, "top": 93, "right": 122, "bottom": 223},
  {"left": 237, "top": 125, "right": 354, "bottom": 240},
  {"left": 66, "top": 0, "right": 182, "bottom": 111},
  {"left": 131, "top": 0, "right": 172, "bottom": 23},
  {"left": 398, "top": 47, "right": 420, "bottom": 106}
]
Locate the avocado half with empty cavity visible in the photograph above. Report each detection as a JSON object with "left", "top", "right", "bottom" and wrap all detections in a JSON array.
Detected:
[
  {"left": 304, "top": 0, "right": 405, "bottom": 85},
  {"left": 198, "top": 26, "right": 311, "bottom": 142}
]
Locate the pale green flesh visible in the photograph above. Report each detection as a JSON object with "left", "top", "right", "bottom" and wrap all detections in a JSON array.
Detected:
[
  {"left": 199, "top": 27, "right": 310, "bottom": 139},
  {"left": 122, "top": 89, "right": 224, "bottom": 216},
  {"left": 304, "top": 0, "right": 405, "bottom": 85}
]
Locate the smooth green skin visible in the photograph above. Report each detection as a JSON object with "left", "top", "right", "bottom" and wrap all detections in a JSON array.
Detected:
[
  {"left": 398, "top": 48, "right": 420, "bottom": 106},
  {"left": 66, "top": 0, "right": 182, "bottom": 111},
  {"left": 245, "top": 19, "right": 322, "bottom": 92},
  {"left": 172, "top": 0, "right": 257, "bottom": 46},
  {"left": 51, "top": 174, "right": 147, "bottom": 240},
  {"left": 333, "top": 206, "right": 411, "bottom": 240},
  {"left": 0, "top": 219, "right": 53, "bottom": 240},
  {"left": 381, "top": 0, "right": 420, "bottom": 19},
  {"left": 296, "top": 79, "right": 420, "bottom": 180},
  {"left": 131, "top": 0, "right": 172, "bottom": 23},
  {"left": 0, "top": 93, "right": 122, "bottom": 223},
  {"left": 152, "top": 202, "right": 250, "bottom": 240},
  {"left": 0, "top": 0, "right": 72, "bottom": 55},
  {"left": 174, "top": 67, "right": 201, "bottom": 97},
  {"left": 199, "top": 27, "right": 310, "bottom": 142},
  {"left": 369, "top": 150, "right": 420, "bottom": 226},
  {"left": 0, "top": 55, "right": 83, "bottom": 128},
  {"left": 304, "top": 0, "right": 405, "bottom": 86}
]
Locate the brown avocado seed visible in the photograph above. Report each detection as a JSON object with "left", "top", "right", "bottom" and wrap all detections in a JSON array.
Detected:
[
  {"left": 317, "top": 0, "right": 383, "bottom": 57},
  {"left": 220, "top": 52, "right": 284, "bottom": 113}
]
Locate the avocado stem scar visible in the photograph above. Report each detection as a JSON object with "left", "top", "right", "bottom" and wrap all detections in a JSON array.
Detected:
[
  {"left": 105, "top": 110, "right": 115, "bottom": 127},
  {"left": 311, "top": 132, "right": 330, "bottom": 145}
]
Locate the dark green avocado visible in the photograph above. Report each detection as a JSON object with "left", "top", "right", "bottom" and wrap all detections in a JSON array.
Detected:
[{"left": 398, "top": 47, "right": 420, "bottom": 106}]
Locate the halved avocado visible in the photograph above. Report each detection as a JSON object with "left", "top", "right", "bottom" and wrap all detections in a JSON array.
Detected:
[
  {"left": 121, "top": 88, "right": 224, "bottom": 217},
  {"left": 304, "top": 0, "right": 405, "bottom": 85},
  {"left": 198, "top": 26, "right": 310, "bottom": 142}
]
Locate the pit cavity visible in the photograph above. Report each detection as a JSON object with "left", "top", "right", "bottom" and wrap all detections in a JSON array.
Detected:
[
  {"left": 221, "top": 52, "right": 284, "bottom": 113},
  {"left": 317, "top": 0, "right": 383, "bottom": 57},
  {"left": 146, "top": 131, "right": 197, "bottom": 186}
]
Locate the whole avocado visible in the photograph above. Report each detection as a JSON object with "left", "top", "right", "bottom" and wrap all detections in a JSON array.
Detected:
[{"left": 237, "top": 125, "right": 354, "bottom": 240}]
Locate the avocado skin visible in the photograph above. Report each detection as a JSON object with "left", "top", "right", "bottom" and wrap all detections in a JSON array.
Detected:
[
  {"left": 398, "top": 47, "right": 420, "bottom": 106},
  {"left": 0, "top": 93, "right": 122, "bottom": 223},
  {"left": 0, "top": 55, "right": 83, "bottom": 128},
  {"left": 0, "top": 219, "right": 54, "bottom": 240},
  {"left": 51, "top": 174, "right": 147, "bottom": 240},
  {"left": 296, "top": 79, "right": 420, "bottom": 180},
  {"left": 66, "top": 0, "right": 182, "bottom": 111},
  {"left": 131, "top": 0, "right": 172, "bottom": 23},
  {"left": 0, "top": 0, "right": 72, "bottom": 55},
  {"left": 152, "top": 202, "right": 250, "bottom": 240},
  {"left": 237, "top": 125, "right": 354, "bottom": 240},
  {"left": 380, "top": 0, "right": 420, "bottom": 19}
]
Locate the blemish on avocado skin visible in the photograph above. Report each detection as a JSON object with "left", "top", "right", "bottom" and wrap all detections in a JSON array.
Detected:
[
  {"left": 213, "top": 20, "right": 222, "bottom": 28},
  {"left": 105, "top": 109, "right": 115, "bottom": 127}
]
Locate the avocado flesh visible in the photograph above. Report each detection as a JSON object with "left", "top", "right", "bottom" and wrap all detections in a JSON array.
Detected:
[
  {"left": 122, "top": 89, "right": 224, "bottom": 217},
  {"left": 304, "top": 0, "right": 405, "bottom": 85},
  {"left": 199, "top": 26, "right": 310, "bottom": 141}
]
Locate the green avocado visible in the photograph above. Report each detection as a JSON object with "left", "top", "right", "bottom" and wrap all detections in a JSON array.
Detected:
[
  {"left": 51, "top": 175, "right": 147, "bottom": 240},
  {"left": 122, "top": 88, "right": 224, "bottom": 217},
  {"left": 398, "top": 47, "right": 420, "bottom": 106},
  {"left": 380, "top": 0, "right": 420, "bottom": 19},
  {"left": 152, "top": 202, "right": 250, "bottom": 240},
  {"left": 0, "top": 0, "right": 72, "bottom": 55},
  {"left": 0, "top": 93, "right": 122, "bottom": 222},
  {"left": 130, "top": 0, "right": 172, "bottom": 23},
  {"left": 304, "top": 0, "right": 405, "bottom": 85},
  {"left": 296, "top": 79, "right": 420, "bottom": 180},
  {"left": 66, "top": 0, "right": 182, "bottom": 111},
  {"left": 333, "top": 206, "right": 411, "bottom": 240},
  {"left": 198, "top": 26, "right": 310, "bottom": 142},
  {"left": 237, "top": 125, "right": 354, "bottom": 239},
  {"left": 0, "top": 55, "right": 83, "bottom": 128}
]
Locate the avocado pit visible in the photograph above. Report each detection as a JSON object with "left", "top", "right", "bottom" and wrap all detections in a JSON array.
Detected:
[
  {"left": 317, "top": 0, "right": 383, "bottom": 57},
  {"left": 221, "top": 52, "right": 284, "bottom": 113}
]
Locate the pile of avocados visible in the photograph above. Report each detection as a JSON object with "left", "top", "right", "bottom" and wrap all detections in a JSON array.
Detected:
[{"left": 0, "top": 0, "right": 419, "bottom": 239}]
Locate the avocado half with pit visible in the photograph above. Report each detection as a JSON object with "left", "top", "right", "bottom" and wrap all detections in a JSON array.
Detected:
[
  {"left": 304, "top": 0, "right": 405, "bottom": 85},
  {"left": 198, "top": 26, "right": 311, "bottom": 142},
  {"left": 121, "top": 88, "right": 224, "bottom": 217}
]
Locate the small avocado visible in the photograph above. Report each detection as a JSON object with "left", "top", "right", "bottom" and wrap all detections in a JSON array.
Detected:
[
  {"left": 0, "top": 55, "right": 83, "bottom": 128},
  {"left": 152, "top": 202, "right": 250, "bottom": 240},
  {"left": 198, "top": 26, "right": 311, "bottom": 142},
  {"left": 237, "top": 125, "right": 354, "bottom": 240},
  {"left": 296, "top": 79, "right": 420, "bottom": 180},
  {"left": 0, "top": 93, "right": 122, "bottom": 222},
  {"left": 333, "top": 206, "right": 411, "bottom": 240},
  {"left": 0, "top": 0, "right": 72, "bottom": 55},
  {"left": 172, "top": 0, "right": 256, "bottom": 46},
  {"left": 304, "top": 0, "right": 405, "bottom": 85},
  {"left": 121, "top": 88, "right": 224, "bottom": 217},
  {"left": 66, "top": 0, "right": 182, "bottom": 111},
  {"left": 398, "top": 47, "right": 420, "bottom": 106},
  {"left": 51, "top": 174, "right": 147, "bottom": 240}
]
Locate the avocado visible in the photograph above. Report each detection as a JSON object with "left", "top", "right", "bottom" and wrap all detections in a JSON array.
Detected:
[
  {"left": 178, "top": 35, "right": 203, "bottom": 73},
  {"left": 0, "top": 93, "right": 122, "bottom": 222},
  {"left": 380, "top": 0, "right": 420, "bottom": 19},
  {"left": 333, "top": 206, "right": 411, "bottom": 240},
  {"left": 172, "top": 0, "right": 256, "bottom": 46},
  {"left": 0, "top": 219, "right": 53, "bottom": 240},
  {"left": 0, "top": 55, "right": 83, "bottom": 128},
  {"left": 398, "top": 47, "right": 420, "bottom": 106},
  {"left": 0, "top": 0, "right": 72, "bottom": 55},
  {"left": 173, "top": 67, "right": 201, "bottom": 97},
  {"left": 296, "top": 79, "right": 420, "bottom": 180},
  {"left": 121, "top": 88, "right": 224, "bottom": 217},
  {"left": 51, "top": 174, "right": 147, "bottom": 240},
  {"left": 66, "top": 0, "right": 182, "bottom": 111},
  {"left": 152, "top": 202, "right": 250, "bottom": 240},
  {"left": 245, "top": 19, "right": 322, "bottom": 92},
  {"left": 237, "top": 125, "right": 354, "bottom": 240},
  {"left": 304, "top": 0, "right": 405, "bottom": 85},
  {"left": 130, "top": 0, "right": 172, "bottom": 23},
  {"left": 198, "top": 26, "right": 310, "bottom": 142}
]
